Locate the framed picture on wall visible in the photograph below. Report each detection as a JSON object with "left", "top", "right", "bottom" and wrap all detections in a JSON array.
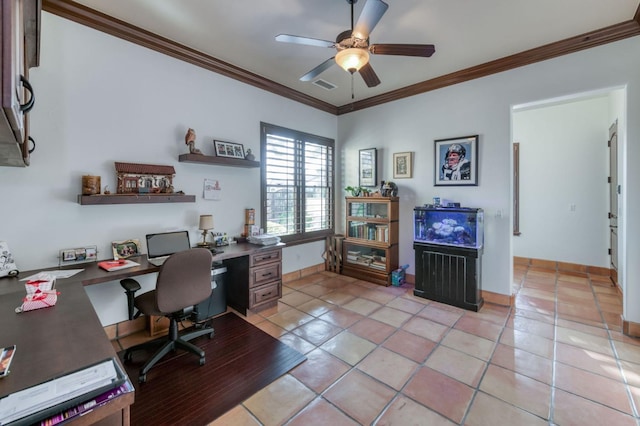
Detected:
[
  {"left": 393, "top": 152, "right": 413, "bottom": 179},
  {"left": 434, "top": 135, "right": 478, "bottom": 186},
  {"left": 359, "top": 148, "right": 377, "bottom": 187}
]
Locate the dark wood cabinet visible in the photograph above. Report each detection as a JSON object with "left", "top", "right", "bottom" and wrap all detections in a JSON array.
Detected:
[
  {"left": 413, "top": 243, "right": 483, "bottom": 311},
  {"left": 225, "top": 246, "right": 282, "bottom": 314}
]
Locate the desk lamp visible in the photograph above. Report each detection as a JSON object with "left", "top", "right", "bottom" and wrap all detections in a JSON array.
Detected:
[{"left": 198, "top": 214, "right": 214, "bottom": 246}]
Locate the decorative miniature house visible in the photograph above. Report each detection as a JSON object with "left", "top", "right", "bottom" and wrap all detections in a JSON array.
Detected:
[{"left": 114, "top": 162, "right": 175, "bottom": 194}]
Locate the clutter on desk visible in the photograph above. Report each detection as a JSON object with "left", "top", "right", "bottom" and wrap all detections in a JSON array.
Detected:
[
  {"left": 15, "top": 272, "right": 59, "bottom": 313},
  {"left": 211, "top": 232, "right": 229, "bottom": 247},
  {"left": 98, "top": 259, "right": 140, "bottom": 272},
  {"left": 247, "top": 234, "right": 281, "bottom": 246},
  {"left": 0, "top": 241, "right": 19, "bottom": 278},
  {"left": 58, "top": 245, "right": 98, "bottom": 267},
  {"left": 111, "top": 239, "right": 141, "bottom": 259}
]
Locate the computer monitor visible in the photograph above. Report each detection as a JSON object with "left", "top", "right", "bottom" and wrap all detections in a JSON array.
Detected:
[{"left": 146, "top": 231, "right": 191, "bottom": 258}]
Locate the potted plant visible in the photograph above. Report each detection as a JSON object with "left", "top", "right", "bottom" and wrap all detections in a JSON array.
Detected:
[{"left": 345, "top": 186, "right": 362, "bottom": 197}]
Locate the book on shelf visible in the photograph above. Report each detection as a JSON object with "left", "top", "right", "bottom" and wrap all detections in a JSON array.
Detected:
[{"left": 98, "top": 259, "right": 139, "bottom": 271}]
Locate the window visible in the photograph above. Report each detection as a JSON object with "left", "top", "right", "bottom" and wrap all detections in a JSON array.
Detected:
[{"left": 261, "top": 122, "right": 334, "bottom": 244}]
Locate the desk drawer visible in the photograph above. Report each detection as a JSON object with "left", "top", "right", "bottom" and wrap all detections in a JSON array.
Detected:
[
  {"left": 250, "top": 281, "right": 281, "bottom": 307},
  {"left": 250, "top": 248, "right": 282, "bottom": 267},
  {"left": 250, "top": 262, "right": 281, "bottom": 288}
]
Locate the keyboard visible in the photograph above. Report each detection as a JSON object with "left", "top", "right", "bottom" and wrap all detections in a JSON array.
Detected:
[{"left": 148, "top": 256, "right": 169, "bottom": 267}]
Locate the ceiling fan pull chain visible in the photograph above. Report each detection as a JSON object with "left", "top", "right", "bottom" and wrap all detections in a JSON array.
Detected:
[{"left": 351, "top": 74, "right": 355, "bottom": 99}]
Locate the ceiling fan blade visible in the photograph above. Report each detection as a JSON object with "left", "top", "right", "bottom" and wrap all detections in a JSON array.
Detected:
[
  {"left": 359, "top": 62, "right": 381, "bottom": 87},
  {"left": 300, "top": 57, "right": 336, "bottom": 81},
  {"left": 275, "top": 34, "right": 335, "bottom": 48},
  {"left": 370, "top": 43, "right": 436, "bottom": 57},
  {"left": 353, "top": 0, "right": 389, "bottom": 40}
]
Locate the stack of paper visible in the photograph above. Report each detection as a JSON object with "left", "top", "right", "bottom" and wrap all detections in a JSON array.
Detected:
[{"left": 247, "top": 234, "right": 281, "bottom": 246}]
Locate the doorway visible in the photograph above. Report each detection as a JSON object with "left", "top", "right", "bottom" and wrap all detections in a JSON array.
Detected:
[{"left": 512, "top": 90, "right": 623, "bottom": 280}]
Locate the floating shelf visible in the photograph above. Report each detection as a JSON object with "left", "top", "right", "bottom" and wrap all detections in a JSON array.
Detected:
[
  {"left": 178, "top": 153, "right": 260, "bottom": 168},
  {"left": 77, "top": 194, "right": 196, "bottom": 205}
]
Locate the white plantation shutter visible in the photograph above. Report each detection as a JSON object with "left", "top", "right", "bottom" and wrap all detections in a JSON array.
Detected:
[{"left": 261, "top": 123, "right": 334, "bottom": 243}]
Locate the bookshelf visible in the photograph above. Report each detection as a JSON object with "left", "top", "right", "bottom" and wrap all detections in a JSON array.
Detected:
[{"left": 342, "top": 197, "right": 399, "bottom": 286}]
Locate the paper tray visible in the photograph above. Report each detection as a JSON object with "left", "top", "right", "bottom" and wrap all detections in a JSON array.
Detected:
[{"left": 1, "top": 357, "right": 128, "bottom": 426}]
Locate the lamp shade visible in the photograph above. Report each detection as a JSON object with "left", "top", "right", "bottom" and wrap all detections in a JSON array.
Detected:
[
  {"left": 335, "top": 48, "right": 370, "bottom": 73},
  {"left": 199, "top": 214, "right": 214, "bottom": 230}
]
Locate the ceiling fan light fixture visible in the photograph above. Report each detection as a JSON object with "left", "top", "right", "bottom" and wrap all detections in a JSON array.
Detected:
[{"left": 335, "top": 48, "right": 369, "bottom": 73}]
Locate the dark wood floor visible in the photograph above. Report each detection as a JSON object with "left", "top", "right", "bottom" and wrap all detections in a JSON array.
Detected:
[{"left": 120, "top": 312, "right": 306, "bottom": 425}]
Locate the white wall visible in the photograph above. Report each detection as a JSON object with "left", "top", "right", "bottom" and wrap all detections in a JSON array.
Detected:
[
  {"left": 513, "top": 96, "right": 610, "bottom": 267},
  {"left": 0, "top": 13, "right": 335, "bottom": 325},
  {"left": 338, "top": 36, "right": 640, "bottom": 327},
  {"left": 3, "top": 13, "right": 640, "bottom": 327}
]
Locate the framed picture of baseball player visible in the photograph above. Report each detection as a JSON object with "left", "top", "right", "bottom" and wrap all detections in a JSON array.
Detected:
[{"left": 434, "top": 135, "right": 478, "bottom": 186}]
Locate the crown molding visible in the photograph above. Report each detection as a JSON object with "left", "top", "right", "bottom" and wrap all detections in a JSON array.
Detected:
[{"left": 43, "top": 0, "right": 640, "bottom": 116}]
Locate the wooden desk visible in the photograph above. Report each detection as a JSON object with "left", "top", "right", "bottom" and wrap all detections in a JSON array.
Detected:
[
  {"left": 0, "top": 280, "right": 133, "bottom": 426},
  {"left": 0, "top": 242, "right": 283, "bottom": 425}
]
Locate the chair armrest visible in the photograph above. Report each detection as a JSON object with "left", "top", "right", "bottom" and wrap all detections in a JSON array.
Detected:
[{"left": 120, "top": 278, "right": 142, "bottom": 320}]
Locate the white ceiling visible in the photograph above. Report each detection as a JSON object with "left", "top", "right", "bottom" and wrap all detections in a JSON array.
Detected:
[{"left": 70, "top": 0, "right": 640, "bottom": 108}]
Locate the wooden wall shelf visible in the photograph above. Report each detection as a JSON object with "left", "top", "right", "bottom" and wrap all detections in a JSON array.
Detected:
[
  {"left": 77, "top": 194, "right": 196, "bottom": 205},
  {"left": 178, "top": 153, "right": 260, "bottom": 168}
]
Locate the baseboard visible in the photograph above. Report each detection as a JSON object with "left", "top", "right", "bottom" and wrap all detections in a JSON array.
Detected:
[
  {"left": 514, "top": 256, "right": 612, "bottom": 277},
  {"left": 623, "top": 318, "right": 640, "bottom": 338},
  {"left": 481, "top": 290, "right": 514, "bottom": 307},
  {"left": 282, "top": 263, "right": 325, "bottom": 283}
]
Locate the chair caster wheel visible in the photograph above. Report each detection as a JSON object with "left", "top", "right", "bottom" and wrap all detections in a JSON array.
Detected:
[
  {"left": 139, "top": 374, "right": 147, "bottom": 383},
  {"left": 200, "top": 357, "right": 205, "bottom": 366},
  {"left": 124, "top": 351, "right": 133, "bottom": 363},
  {"left": 208, "top": 332, "right": 214, "bottom": 339}
]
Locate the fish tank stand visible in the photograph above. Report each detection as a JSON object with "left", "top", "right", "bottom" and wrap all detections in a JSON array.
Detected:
[{"left": 413, "top": 243, "right": 483, "bottom": 311}]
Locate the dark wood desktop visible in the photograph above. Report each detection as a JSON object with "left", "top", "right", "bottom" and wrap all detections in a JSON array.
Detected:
[{"left": 0, "top": 242, "right": 283, "bottom": 425}]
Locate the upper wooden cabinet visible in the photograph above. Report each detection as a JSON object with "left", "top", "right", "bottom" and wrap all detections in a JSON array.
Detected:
[{"left": 1, "top": 0, "right": 40, "bottom": 167}]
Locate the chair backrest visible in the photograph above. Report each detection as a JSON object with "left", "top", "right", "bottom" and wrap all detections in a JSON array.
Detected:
[{"left": 155, "top": 248, "right": 213, "bottom": 314}]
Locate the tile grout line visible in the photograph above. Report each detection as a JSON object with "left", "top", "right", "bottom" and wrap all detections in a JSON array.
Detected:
[{"left": 590, "top": 273, "right": 640, "bottom": 420}]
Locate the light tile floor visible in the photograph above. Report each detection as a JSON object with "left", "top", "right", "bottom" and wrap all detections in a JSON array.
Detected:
[{"left": 198, "top": 264, "right": 640, "bottom": 425}]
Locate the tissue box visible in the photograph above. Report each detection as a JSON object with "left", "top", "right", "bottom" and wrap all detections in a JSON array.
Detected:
[
  {"left": 20, "top": 290, "right": 58, "bottom": 312},
  {"left": 25, "top": 275, "right": 56, "bottom": 294}
]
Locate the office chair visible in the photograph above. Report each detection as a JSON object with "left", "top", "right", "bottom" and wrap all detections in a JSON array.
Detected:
[{"left": 119, "top": 248, "right": 214, "bottom": 383}]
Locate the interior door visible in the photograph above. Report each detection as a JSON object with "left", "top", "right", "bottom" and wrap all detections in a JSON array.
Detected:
[{"left": 609, "top": 120, "right": 618, "bottom": 285}]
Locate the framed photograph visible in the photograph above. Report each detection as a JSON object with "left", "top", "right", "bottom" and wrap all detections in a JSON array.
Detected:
[
  {"left": 214, "top": 140, "right": 245, "bottom": 159},
  {"left": 58, "top": 245, "right": 98, "bottom": 267},
  {"left": 393, "top": 152, "right": 413, "bottom": 179},
  {"left": 112, "top": 239, "right": 141, "bottom": 259},
  {"left": 434, "top": 135, "right": 478, "bottom": 186},
  {"left": 359, "top": 148, "right": 377, "bottom": 187}
]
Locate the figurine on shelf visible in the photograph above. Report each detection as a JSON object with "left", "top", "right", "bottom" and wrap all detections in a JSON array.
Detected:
[
  {"left": 184, "top": 128, "right": 203, "bottom": 155},
  {"left": 245, "top": 149, "right": 255, "bottom": 161}
]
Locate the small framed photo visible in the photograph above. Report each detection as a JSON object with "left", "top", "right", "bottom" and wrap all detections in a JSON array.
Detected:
[
  {"left": 434, "top": 135, "right": 478, "bottom": 186},
  {"left": 359, "top": 148, "right": 377, "bottom": 187},
  {"left": 112, "top": 239, "right": 141, "bottom": 259},
  {"left": 214, "top": 140, "right": 245, "bottom": 159},
  {"left": 393, "top": 152, "right": 413, "bottom": 179},
  {"left": 58, "top": 245, "right": 98, "bottom": 267}
]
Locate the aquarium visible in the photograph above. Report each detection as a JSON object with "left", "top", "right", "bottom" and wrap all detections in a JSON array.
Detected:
[{"left": 413, "top": 206, "right": 484, "bottom": 249}]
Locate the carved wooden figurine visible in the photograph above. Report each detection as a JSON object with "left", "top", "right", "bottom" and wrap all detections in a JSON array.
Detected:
[{"left": 185, "top": 128, "right": 203, "bottom": 154}]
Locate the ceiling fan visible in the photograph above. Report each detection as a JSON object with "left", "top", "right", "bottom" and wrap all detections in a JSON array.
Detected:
[{"left": 275, "top": 0, "right": 435, "bottom": 88}]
